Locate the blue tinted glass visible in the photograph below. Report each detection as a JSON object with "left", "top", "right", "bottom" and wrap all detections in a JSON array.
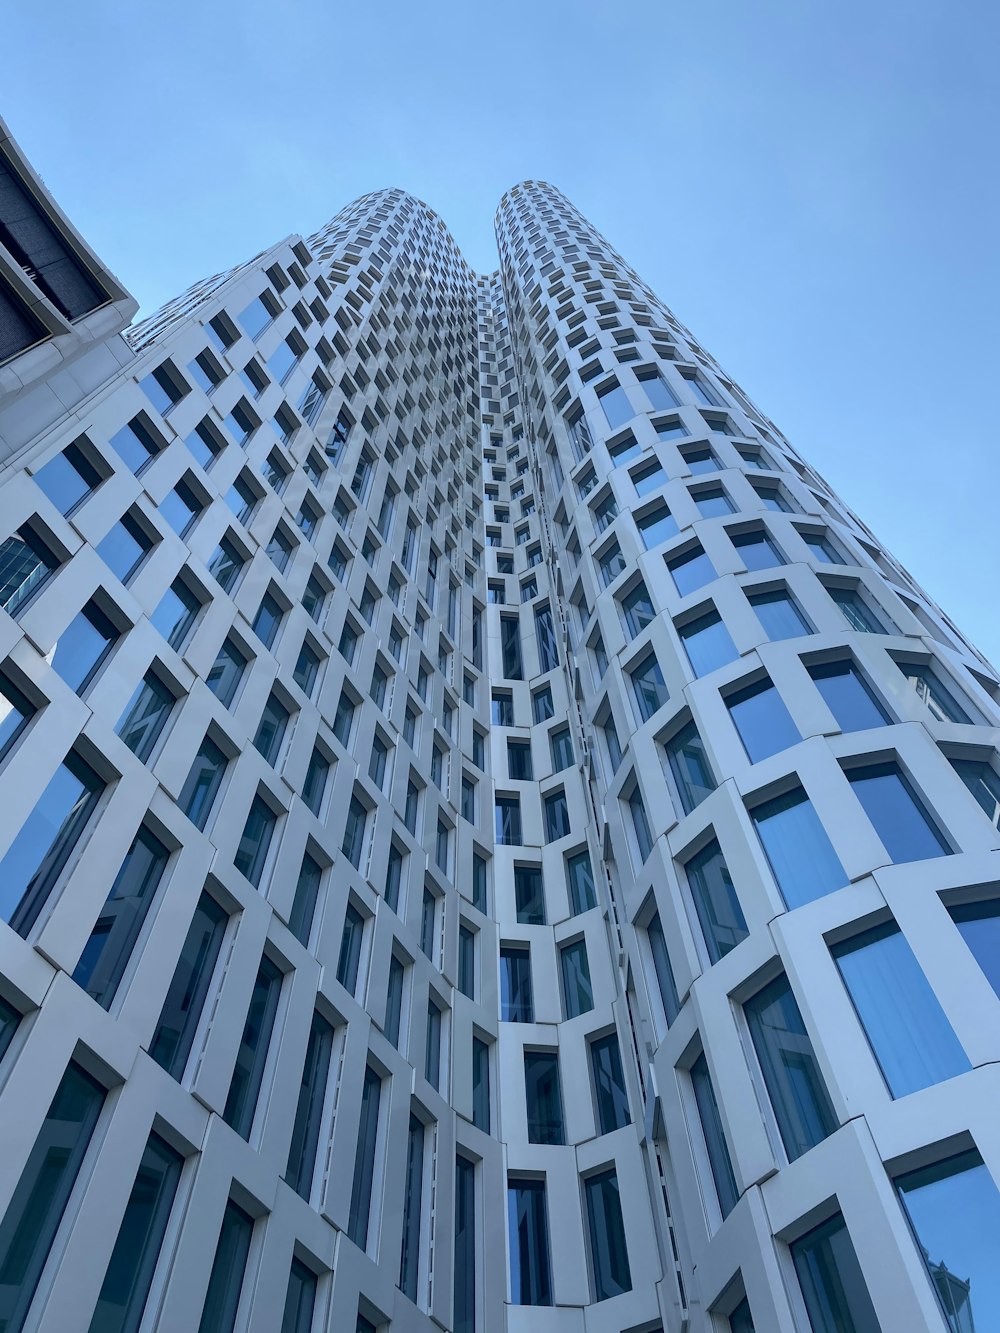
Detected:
[
  {"left": 97, "top": 517, "right": 149, "bottom": 582},
  {"left": 691, "top": 1052, "right": 738, "bottom": 1215},
  {"left": 637, "top": 505, "right": 678, "bottom": 547},
  {"left": 809, "top": 660, "right": 890, "bottom": 731},
  {"left": 791, "top": 1213, "right": 880, "bottom": 1333},
  {"left": 727, "top": 679, "right": 800, "bottom": 762},
  {"left": 639, "top": 373, "right": 678, "bottom": 412},
  {"left": 687, "top": 839, "right": 747, "bottom": 962},
  {"left": 36, "top": 445, "right": 100, "bottom": 514},
  {"left": 949, "top": 899, "right": 1000, "bottom": 999},
  {"left": 833, "top": 923, "right": 970, "bottom": 1097},
  {"left": 669, "top": 547, "right": 715, "bottom": 596},
  {"left": 752, "top": 788, "right": 846, "bottom": 908},
  {"left": 52, "top": 606, "right": 117, "bottom": 692},
  {"left": 896, "top": 1150, "right": 1000, "bottom": 1333},
  {"left": 848, "top": 763, "right": 949, "bottom": 862},
  {"left": 733, "top": 531, "right": 783, "bottom": 570},
  {"left": 750, "top": 590, "right": 810, "bottom": 641},
  {"left": 680, "top": 612, "right": 737, "bottom": 677},
  {"left": 598, "top": 384, "right": 633, "bottom": 429},
  {"left": 693, "top": 487, "right": 733, "bottom": 518}
]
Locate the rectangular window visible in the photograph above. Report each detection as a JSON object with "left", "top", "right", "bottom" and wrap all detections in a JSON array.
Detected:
[
  {"left": 52, "top": 601, "right": 119, "bottom": 693},
  {"left": 252, "top": 591, "right": 283, "bottom": 649},
  {"left": 621, "top": 582, "right": 655, "bottom": 638},
  {"left": 72, "top": 825, "right": 168, "bottom": 1009},
  {"left": 895, "top": 1149, "right": 1000, "bottom": 1333},
  {"left": 744, "top": 973, "right": 837, "bottom": 1160},
  {"left": 687, "top": 838, "right": 747, "bottom": 963},
  {"left": 289, "top": 852, "right": 321, "bottom": 946},
  {"left": 949, "top": 898, "right": 1000, "bottom": 998},
  {"left": 507, "top": 740, "right": 533, "bottom": 780},
  {"left": 385, "top": 955, "right": 405, "bottom": 1048},
  {"left": 585, "top": 1169, "right": 632, "bottom": 1302},
  {"left": 109, "top": 417, "right": 161, "bottom": 473},
  {"left": 808, "top": 659, "right": 890, "bottom": 731},
  {"left": 597, "top": 381, "right": 633, "bottom": 430},
  {"left": 179, "top": 736, "right": 228, "bottom": 832},
  {"left": 507, "top": 1179, "right": 552, "bottom": 1305},
  {"left": 90, "top": 1130, "right": 182, "bottom": 1333},
  {"left": 665, "top": 719, "right": 715, "bottom": 815},
  {"left": 0, "top": 749, "right": 103, "bottom": 936},
  {"left": 524, "top": 1051, "right": 564, "bottom": 1144},
  {"left": 234, "top": 792, "right": 277, "bottom": 886},
  {"left": 223, "top": 955, "right": 282, "bottom": 1138},
  {"left": 117, "top": 670, "right": 175, "bottom": 761},
  {"left": 829, "top": 585, "right": 889, "bottom": 634},
  {"left": 348, "top": 1066, "right": 382, "bottom": 1250},
  {"left": 544, "top": 789, "right": 570, "bottom": 842},
  {"left": 727, "top": 677, "right": 800, "bottom": 762},
  {"left": 832, "top": 922, "right": 969, "bottom": 1097},
  {"left": 693, "top": 485, "right": 734, "bottom": 518},
  {"left": 472, "top": 1038, "right": 490, "bottom": 1131},
  {"left": 679, "top": 610, "right": 737, "bottom": 677},
  {"left": 97, "top": 513, "right": 152, "bottom": 584},
  {"left": 454, "top": 1156, "right": 476, "bottom": 1333},
  {"left": 399, "top": 1114, "right": 426, "bottom": 1300},
  {"left": 790, "top": 1213, "right": 879, "bottom": 1333},
  {"left": 341, "top": 795, "right": 367, "bottom": 870},
  {"left": 149, "top": 892, "right": 227, "bottom": 1078},
  {"left": 420, "top": 888, "right": 437, "bottom": 960},
  {"left": 591, "top": 1033, "right": 631, "bottom": 1133},
  {"left": 495, "top": 796, "right": 522, "bottom": 846},
  {"left": 500, "top": 946, "right": 533, "bottom": 1021},
  {"left": 514, "top": 865, "right": 545, "bottom": 925},
  {"left": 501, "top": 616, "right": 523, "bottom": 679},
  {"left": 153, "top": 578, "right": 201, "bottom": 651},
  {"left": 458, "top": 925, "right": 475, "bottom": 998},
  {"left": 0, "top": 1061, "right": 104, "bottom": 1332},
  {"left": 425, "top": 1001, "right": 442, "bottom": 1089},
  {"left": 197, "top": 1200, "right": 253, "bottom": 1333},
  {"left": 847, "top": 762, "right": 950, "bottom": 862},
  {"left": 36, "top": 439, "right": 104, "bottom": 515},
  {"left": 731, "top": 527, "right": 784, "bottom": 570},
  {"left": 560, "top": 938, "right": 594, "bottom": 1018},
  {"left": 566, "top": 850, "right": 596, "bottom": 914},
  {"left": 337, "top": 904, "right": 365, "bottom": 995},
  {"left": 631, "top": 650, "right": 668, "bottom": 721},
  {"left": 668, "top": 544, "right": 715, "bottom": 597},
  {"left": 535, "top": 606, "right": 559, "bottom": 671},
  {"left": 0, "top": 525, "right": 60, "bottom": 618},
  {"left": 629, "top": 787, "right": 653, "bottom": 862},
  {"left": 751, "top": 788, "right": 846, "bottom": 908},
  {"left": 253, "top": 693, "right": 290, "bottom": 766},
  {"left": 637, "top": 503, "right": 678, "bottom": 548},
  {"left": 281, "top": 1258, "right": 317, "bottom": 1333},
  {"left": 303, "top": 748, "right": 330, "bottom": 816},
  {"left": 748, "top": 588, "right": 811, "bottom": 640},
  {"left": 691, "top": 1052, "right": 738, "bottom": 1216},
  {"left": 647, "top": 910, "right": 680, "bottom": 1025}
]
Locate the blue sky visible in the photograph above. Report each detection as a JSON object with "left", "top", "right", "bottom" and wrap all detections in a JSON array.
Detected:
[{"left": 6, "top": 0, "right": 999, "bottom": 658}]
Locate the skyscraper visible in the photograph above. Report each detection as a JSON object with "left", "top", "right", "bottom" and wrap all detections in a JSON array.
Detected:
[{"left": 0, "top": 114, "right": 998, "bottom": 1333}]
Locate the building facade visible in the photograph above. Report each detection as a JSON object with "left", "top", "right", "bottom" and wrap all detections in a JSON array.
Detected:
[{"left": 0, "top": 118, "right": 998, "bottom": 1333}]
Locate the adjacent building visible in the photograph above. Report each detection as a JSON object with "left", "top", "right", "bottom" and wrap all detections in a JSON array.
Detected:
[{"left": 0, "top": 114, "right": 998, "bottom": 1333}]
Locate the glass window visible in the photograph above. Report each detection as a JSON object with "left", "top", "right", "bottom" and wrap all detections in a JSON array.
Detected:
[
  {"left": 899, "top": 660, "right": 973, "bottom": 724},
  {"left": 285, "top": 1011, "right": 333, "bottom": 1201},
  {"left": 337, "top": 904, "right": 365, "bottom": 995},
  {"left": 637, "top": 369, "right": 679, "bottom": 412},
  {"left": 152, "top": 579, "right": 200, "bottom": 651},
  {"left": 727, "top": 677, "right": 800, "bottom": 762},
  {"left": 496, "top": 796, "right": 522, "bottom": 846},
  {"left": 0, "top": 1061, "right": 104, "bottom": 1332},
  {"left": 149, "top": 892, "right": 227, "bottom": 1078},
  {"left": 631, "top": 651, "right": 668, "bottom": 721},
  {"left": 289, "top": 852, "right": 321, "bottom": 946},
  {"left": 808, "top": 659, "right": 891, "bottom": 731},
  {"left": 560, "top": 938, "right": 594, "bottom": 1018},
  {"left": 348, "top": 1066, "right": 382, "bottom": 1250},
  {"left": 693, "top": 485, "right": 734, "bottom": 518},
  {"left": 197, "top": 1200, "right": 253, "bottom": 1333},
  {"left": 0, "top": 671, "right": 34, "bottom": 763},
  {"left": 234, "top": 793, "right": 277, "bottom": 886},
  {"left": 468, "top": 1036, "right": 491, "bottom": 1132},
  {"left": 833, "top": 922, "right": 969, "bottom": 1097},
  {"left": 342, "top": 795, "right": 367, "bottom": 870},
  {"left": 454, "top": 1156, "right": 476, "bottom": 1333},
  {"left": 668, "top": 545, "right": 715, "bottom": 596},
  {"left": 791, "top": 1212, "right": 880, "bottom": 1333},
  {"left": 333, "top": 689, "right": 355, "bottom": 746},
  {"left": 679, "top": 610, "right": 737, "bottom": 677},
  {"left": 687, "top": 838, "right": 747, "bottom": 963},
  {"left": 632, "top": 460, "right": 666, "bottom": 495},
  {"left": 51, "top": 601, "right": 119, "bottom": 693},
  {"left": 72, "top": 825, "right": 168, "bottom": 1009},
  {"left": 508, "top": 740, "right": 533, "bottom": 781},
  {"left": 729, "top": 1296, "right": 756, "bottom": 1333},
  {"left": 591, "top": 1032, "right": 630, "bottom": 1133},
  {"left": 208, "top": 537, "right": 244, "bottom": 594},
  {"left": 180, "top": 735, "right": 228, "bottom": 831},
  {"left": 508, "top": 1179, "right": 552, "bottom": 1305},
  {"left": 0, "top": 526, "right": 59, "bottom": 617},
  {"left": 731, "top": 528, "right": 784, "bottom": 570},
  {"left": 88, "top": 1130, "right": 182, "bottom": 1333},
  {"left": 691, "top": 1052, "right": 738, "bottom": 1216},
  {"left": 748, "top": 588, "right": 811, "bottom": 641},
  {"left": 544, "top": 789, "right": 570, "bottom": 843},
  {"left": 597, "top": 381, "right": 633, "bottom": 430},
  {"left": 0, "top": 749, "right": 103, "bottom": 936},
  {"left": 252, "top": 591, "right": 283, "bottom": 649},
  {"left": 280, "top": 1259, "right": 317, "bottom": 1333},
  {"left": 500, "top": 946, "right": 533, "bottom": 1021},
  {"left": 665, "top": 719, "right": 716, "bottom": 814},
  {"left": 847, "top": 762, "right": 949, "bottom": 862},
  {"left": 420, "top": 888, "right": 437, "bottom": 959},
  {"left": 109, "top": 417, "right": 161, "bottom": 473},
  {"left": 533, "top": 686, "right": 554, "bottom": 722},
  {"left": 745, "top": 973, "right": 837, "bottom": 1160},
  {"left": 35, "top": 440, "right": 103, "bottom": 515},
  {"left": 399, "top": 1113, "right": 426, "bottom": 1299},
  {"left": 637, "top": 503, "right": 678, "bottom": 548},
  {"left": 895, "top": 1149, "right": 1000, "bottom": 1333},
  {"left": 621, "top": 582, "right": 655, "bottom": 638},
  {"left": 585, "top": 1169, "right": 632, "bottom": 1302},
  {"left": 501, "top": 616, "right": 523, "bottom": 679},
  {"left": 629, "top": 787, "right": 653, "bottom": 861},
  {"left": 293, "top": 643, "right": 321, "bottom": 698},
  {"left": 752, "top": 788, "right": 846, "bottom": 908},
  {"left": 682, "top": 445, "right": 719, "bottom": 474},
  {"left": 458, "top": 924, "right": 475, "bottom": 998},
  {"left": 524, "top": 1051, "right": 564, "bottom": 1144},
  {"left": 117, "top": 669, "right": 175, "bottom": 760},
  {"left": 949, "top": 897, "right": 1000, "bottom": 998},
  {"left": 97, "top": 514, "right": 152, "bottom": 583},
  {"left": 566, "top": 850, "right": 596, "bottom": 914},
  {"left": 159, "top": 478, "right": 202, "bottom": 536},
  {"left": 829, "top": 585, "right": 889, "bottom": 634},
  {"left": 647, "top": 910, "right": 680, "bottom": 1025},
  {"left": 253, "top": 692, "right": 290, "bottom": 765},
  {"left": 802, "top": 531, "right": 846, "bottom": 565},
  {"left": 223, "top": 954, "right": 282, "bottom": 1138},
  {"left": 514, "top": 865, "right": 544, "bottom": 925}
]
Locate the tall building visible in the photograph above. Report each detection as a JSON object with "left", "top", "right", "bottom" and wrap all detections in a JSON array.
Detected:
[{"left": 0, "top": 114, "right": 998, "bottom": 1333}]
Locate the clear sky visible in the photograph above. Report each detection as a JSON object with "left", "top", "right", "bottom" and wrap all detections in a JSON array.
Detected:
[{"left": 6, "top": 0, "right": 999, "bottom": 658}]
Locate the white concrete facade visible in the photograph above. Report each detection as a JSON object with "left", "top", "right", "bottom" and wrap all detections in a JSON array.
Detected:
[{"left": 0, "top": 171, "right": 996, "bottom": 1333}]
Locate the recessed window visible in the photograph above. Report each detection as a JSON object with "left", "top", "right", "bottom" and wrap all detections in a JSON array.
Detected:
[
  {"left": 692, "top": 484, "right": 733, "bottom": 518},
  {"left": 620, "top": 581, "right": 655, "bottom": 639},
  {"left": 35, "top": 439, "right": 104, "bottom": 515},
  {"left": 664, "top": 719, "right": 716, "bottom": 815},
  {"left": 790, "top": 1214, "right": 879, "bottom": 1332},
  {"left": 507, "top": 1179, "right": 552, "bottom": 1305},
  {"left": 828, "top": 584, "right": 889, "bottom": 634},
  {"left": 51, "top": 601, "right": 120, "bottom": 693},
  {"left": 686, "top": 838, "right": 747, "bottom": 963},
  {"left": 808, "top": 659, "right": 890, "bottom": 731},
  {"left": 597, "top": 380, "right": 633, "bottom": 430},
  {"left": 500, "top": 946, "right": 533, "bottom": 1021},
  {"left": 730, "top": 527, "right": 784, "bottom": 570},
  {"left": 727, "top": 676, "right": 800, "bottom": 762},
  {"left": 691, "top": 1052, "right": 738, "bottom": 1216},
  {"left": 97, "top": 512, "right": 154, "bottom": 583},
  {"left": 524, "top": 1051, "right": 564, "bottom": 1144},
  {"left": 152, "top": 578, "right": 201, "bottom": 651},
  {"left": 846, "top": 761, "right": 949, "bottom": 862},
  {"left": 747, "top": 587, "right": 811, "bottom": 640},
  {"left": 109, "top": 416, "right": 163, "bottom": 473},
  {"left": 631, "top": 650, "right": 668, "bottom": 721},
  {"left": 637, "top": 503, "right": 678, "bottom": 548},
  {"left": 117, "top": 668, "right": 176, "bottom": 760},
  {"left": 751, "top": 787, "right": 846, "bottom": 908},
  {"left": 668, "top": 544, "right": 714, "bottom": 596}
]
